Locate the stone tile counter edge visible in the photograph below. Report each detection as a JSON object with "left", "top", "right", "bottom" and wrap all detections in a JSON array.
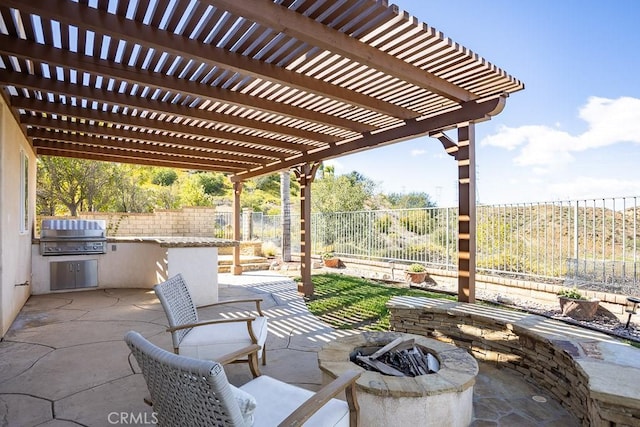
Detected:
[{"left": 108, "top": 236, "right": 239, "bottom": 248}]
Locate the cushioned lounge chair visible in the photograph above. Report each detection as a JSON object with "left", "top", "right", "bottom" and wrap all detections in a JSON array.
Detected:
[
  {"left": 125, "top": 331, "right": 361, "bottom": 426},
  {"left": 154, "top": 273, "right": 268, "bottom": 377}
]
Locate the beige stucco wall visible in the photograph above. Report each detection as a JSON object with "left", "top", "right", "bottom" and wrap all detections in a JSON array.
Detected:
[{"left": 0, "top": 97, "right": 36, "bottom": 337}]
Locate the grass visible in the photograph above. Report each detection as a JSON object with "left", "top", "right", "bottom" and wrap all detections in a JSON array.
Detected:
[{"left": 298, "top": 273, "right": 452, "bottom": 331}]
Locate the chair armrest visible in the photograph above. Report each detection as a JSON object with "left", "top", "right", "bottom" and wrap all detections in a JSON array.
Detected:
[
  {"left": 198, "top": 298, "right": 264, "bottom": 316},
  {"left": 278, "top": 370, "right": 361, "bottom": 427},
  {"left": 216, "top": 343, "right": 261, "bottom": 365},
  {"left": 167, "top": 317, "right": 259, "bottom": 344}
]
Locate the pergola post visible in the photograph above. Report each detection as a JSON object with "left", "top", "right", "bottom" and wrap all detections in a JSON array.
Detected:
[
  {"left": 293, "top": 162, "right": 320, "bottom": 297},
  {"left": 457, "top": 123, "right": 476, "bottom": 303},
  {"left": 232, "top": 181, "right": 243, "bottom": 275}
]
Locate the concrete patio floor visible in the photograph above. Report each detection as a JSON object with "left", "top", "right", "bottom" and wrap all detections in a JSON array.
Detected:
[{"left": 0, "top": 271, "right": 579, "bottom": 426}]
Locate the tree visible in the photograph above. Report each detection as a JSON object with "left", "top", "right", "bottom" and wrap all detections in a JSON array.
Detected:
[
  {"left": 152, "top": 169, "right": 178, "bottom": 186},
  {"left": 36, "top": 159, "right": 58, "bottom": 216},
  {"left": 153, "top": 181, "right": 180, "bottom": 210},
  {"left": 254, "top": 174, "right": 281, "bottom": 194},
  {"left": 311, "top": 168, "right": 376, "bottom": 213},
  {"left": 110, "top": 164, "right": 157, "bottom": 212},
  {"left": 83, "top": 161, "right": 117, "bottom": 212},
  {"left": 178, "top": 173, "right": 213, "bottom": 207},
  {"left": 386, "top": 192, "right": 436, "bottom": 209},
  {"left": 196, "top": 172, "right": 230, "bottom": 196},
  {"left": 36, "top": 157, "right": 115, "bottom": 216}
]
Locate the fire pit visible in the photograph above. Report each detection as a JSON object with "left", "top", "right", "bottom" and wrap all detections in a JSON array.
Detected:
[
  {"left": 350, "top": 336, "right": 440, "bottom": 377},
  {"left": 318, "top": 332, "right": 478, "bottom": 427}
]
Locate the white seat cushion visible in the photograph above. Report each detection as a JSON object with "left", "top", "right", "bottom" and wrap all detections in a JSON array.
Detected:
[
  {"left": 240, "top": 375, "right": 350, "bottom": 427},
  {"left": 229, "top": 384, "right": 257, "bottom": 426},
  {"left": 178, "top": 316, "right": 267, "bottom": 361}
]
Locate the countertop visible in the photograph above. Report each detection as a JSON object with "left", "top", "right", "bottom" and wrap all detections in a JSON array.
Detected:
[{"left": 107, "top": 236, "right": 239, "bottom": 248}]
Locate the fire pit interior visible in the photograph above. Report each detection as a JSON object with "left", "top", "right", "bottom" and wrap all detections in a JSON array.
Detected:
[
  {"left": 350, "top": 337, "right": 440, "bottom": 377},
  {"left": 319, "top": 332, "right": 478, "bottom": 427}
]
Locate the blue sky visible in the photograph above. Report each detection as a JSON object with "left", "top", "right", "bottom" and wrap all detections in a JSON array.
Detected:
[{"left": 325, "top": 0, "right": 640, "bottom": 207}]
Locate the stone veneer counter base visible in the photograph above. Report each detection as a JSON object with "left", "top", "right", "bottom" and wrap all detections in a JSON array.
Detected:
[{"left": 318, "top": 331, "right": 478, "bottom": 427}]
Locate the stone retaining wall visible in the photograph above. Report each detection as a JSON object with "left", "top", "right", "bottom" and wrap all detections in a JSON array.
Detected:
[{"left": 388, "top": 296, "right": 640, "bottom": 427}]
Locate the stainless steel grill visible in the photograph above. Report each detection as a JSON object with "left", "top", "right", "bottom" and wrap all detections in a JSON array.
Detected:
[{"left": 40, "top": 219, "right": 107, "bottom": 256}]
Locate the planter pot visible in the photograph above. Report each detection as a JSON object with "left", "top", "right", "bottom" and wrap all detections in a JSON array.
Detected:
[
  {"left": 323, "top": 258, "right": 340, "bottom": 268},
  {"left": 558, "top": 297, "right": 600, "bottom": 320},
  {"left": 406, "top": 271, "right": 427, "bottom": 284}
]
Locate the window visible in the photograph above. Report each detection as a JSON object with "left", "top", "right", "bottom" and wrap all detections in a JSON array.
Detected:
[{"left": 20, "top": 149, "right": 29, "bottom": 233}]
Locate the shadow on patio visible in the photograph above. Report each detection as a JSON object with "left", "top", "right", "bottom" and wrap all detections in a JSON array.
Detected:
[{"left": 0, "top": 271, "right": 578, "bottom": 426}]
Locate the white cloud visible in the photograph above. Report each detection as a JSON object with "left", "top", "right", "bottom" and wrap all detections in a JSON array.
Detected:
[
  {"left": 531, "top": 168, "right": 548, "bottom": 176},
  {"left": 481, "top": 96, "right": 640, "bottom": 168},
  {"left": 578, "top": 96, "right": 640, "bottom": 149},
  {"left": 411, "top": 149, "right": 426, "bottom": 156}
]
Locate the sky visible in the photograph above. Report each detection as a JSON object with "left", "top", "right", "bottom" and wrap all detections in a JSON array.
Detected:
[{"left": 324, "top": 0, "right": 640, "bottom": 207}]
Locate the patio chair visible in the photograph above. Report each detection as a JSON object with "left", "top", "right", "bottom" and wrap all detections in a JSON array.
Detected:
[
  {"left": 154, "top": 273, "right": 268, "bottom": 377},
  {"left": 125, "top": 331, "right": 361, "bottom": 427}
]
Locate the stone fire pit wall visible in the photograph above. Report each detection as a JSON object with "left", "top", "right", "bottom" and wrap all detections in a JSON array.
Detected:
[
  {"left": 318, "top": 331, "right": 478, "bottom": 427},
  {"left": 387, "top": 296, "right": 640, "bottom": 427}
]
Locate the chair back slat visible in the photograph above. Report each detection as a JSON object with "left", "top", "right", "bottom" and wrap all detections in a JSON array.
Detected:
[
  {"left": 154, "top": 274, "right": 199, "bottom": 348},
  {"left": 125, "top": 331, "right": 247, "bottom": 426}
]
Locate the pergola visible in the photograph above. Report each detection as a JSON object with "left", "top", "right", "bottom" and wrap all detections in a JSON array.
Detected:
[{"left": 0, "top": 0, "right": 523, "bottom": 301}]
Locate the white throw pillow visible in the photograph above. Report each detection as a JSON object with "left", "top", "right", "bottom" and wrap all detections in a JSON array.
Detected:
[{"left": 229, "top": 384, "right": 257, "bottom": 426}]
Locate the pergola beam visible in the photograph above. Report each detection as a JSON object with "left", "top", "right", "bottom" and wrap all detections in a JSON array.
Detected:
[
  {"left": 35, "top": 146, "right": 232, "bottom": 172},
  {"left": 0, "top": 71, "right": 336, "bottom": 144},
  {"left": 29, "top": 130, "right": 261, "bottom": 169},
  {"left": 208, "top": 0, "right": 475, "bottom": 103},
  {"left": 0, "top": 35, "right": 370, "bottom": 133},
  {"left": 232, "top": 95, "right": 506, "bottom": 181},
  {"left": 21, "top": 115, "right": 285, "bottom": 162}
]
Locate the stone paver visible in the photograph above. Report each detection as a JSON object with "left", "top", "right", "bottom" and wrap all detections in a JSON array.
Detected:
[{"left": 0, "top": 271, "right": 580, "bottom": 426}]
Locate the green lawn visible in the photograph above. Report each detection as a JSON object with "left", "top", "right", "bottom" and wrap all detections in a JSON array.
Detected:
[{"left": 298, "top": 273, "right": 453, "bottom": 331}]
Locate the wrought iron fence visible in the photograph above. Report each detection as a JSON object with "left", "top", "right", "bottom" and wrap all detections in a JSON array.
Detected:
[{"left": 248, "top": 196, "right": 640, "bottom": 292}]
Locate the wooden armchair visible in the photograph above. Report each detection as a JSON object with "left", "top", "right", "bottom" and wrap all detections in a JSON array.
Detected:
[
  {"left": 154, "top": 273, "right": 268, "bottom": 377},
  {"left": 125, "top": 331, "right": 361, "bottom": 427}
]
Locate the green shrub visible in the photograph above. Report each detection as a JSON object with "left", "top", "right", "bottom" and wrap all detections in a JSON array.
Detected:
[
  {"left": 262, "top": 241, "right": 278, "bottom": 257},
  {"left": 557, "top": 287, "right": 584, "bottom": 299},
  {"left": 375, "top": 214, "right": 393, "bottom": 234},
  {"left": 322, "top": 252, "right": 336, "bottom": 260},
  {"left": 407, "top": 263, "right": 426, "bottom": 273}
]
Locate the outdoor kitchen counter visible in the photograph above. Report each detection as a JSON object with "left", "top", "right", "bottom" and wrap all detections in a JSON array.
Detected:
[
  {"left": 107, "top": 236, "right": 237, "bottom": 305},
  {"left": 32, "top": 237, "right": 237, "bottom": 305},
  {"left": 107, "top": 236, "right": 238, "bottom": 248}
]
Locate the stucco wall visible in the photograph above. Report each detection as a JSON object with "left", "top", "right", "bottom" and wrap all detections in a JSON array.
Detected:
[{"left": 0, "top": 97, "right": 36, "bottom": 337}]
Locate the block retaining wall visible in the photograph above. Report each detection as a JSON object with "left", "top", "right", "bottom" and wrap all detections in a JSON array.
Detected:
[{"left": 37, "top": 207, "right": 232, "bottom": 238}]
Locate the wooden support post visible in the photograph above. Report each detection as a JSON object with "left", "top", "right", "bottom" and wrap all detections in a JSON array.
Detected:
[
  {"left": 232, "top": 181, "right": 243, "bottom": 275},
  {"left": 293, "top": 162, "right": 320, "bottom": 297},
  {"left": 457, "top": 123, "right": 476, "bottom": 303}
]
